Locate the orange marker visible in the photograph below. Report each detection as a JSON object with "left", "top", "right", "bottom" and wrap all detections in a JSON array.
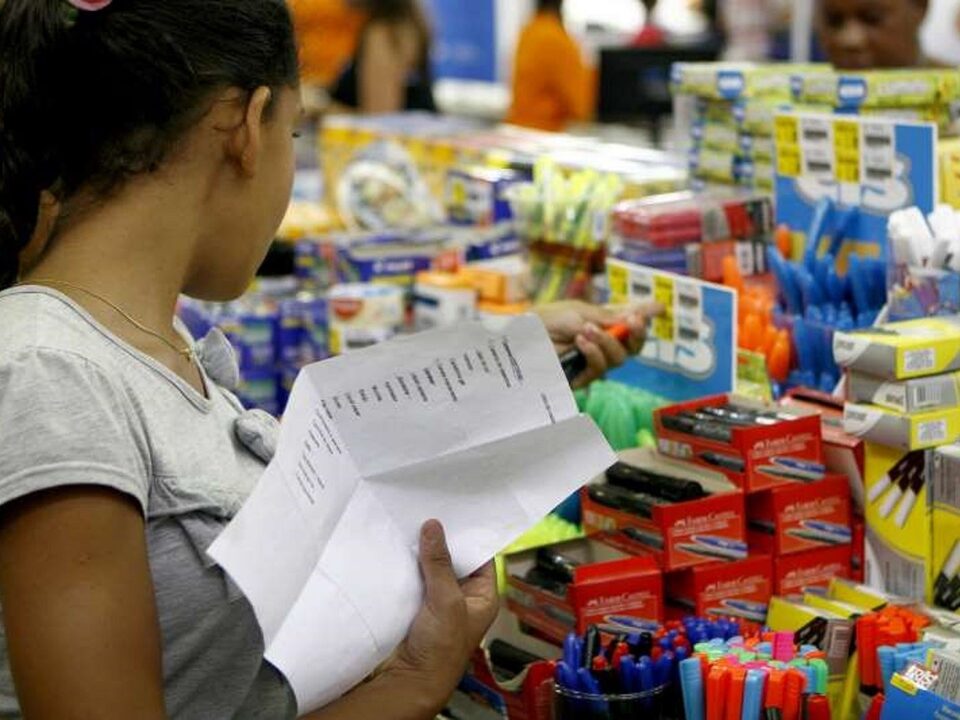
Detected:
[
  {"left": 761, "top": 324, "right": 780, "bottom": 357},
  {"left": 768, "top": 330, "right": 792, "bottom": 382},
  {"left": 707, "top": 665, "right": 730, "bottom": 720},
  {"left": 741, "top": 313, "right": 763, "bottom": 351},
  {"left": 782, "top": 669, "right": 807, "bottom": 720},
  {"left": 725, "top": 666, "right": 747, "bottom": 720},
  {"left": 723, "top": 255, "right": 744, "bottom": 294},
  {"left": 765, "top": 669, "right": 786, "bottom": 719},
  {"left": 776, "top": 224, "right": 793, "bottom": 258}
]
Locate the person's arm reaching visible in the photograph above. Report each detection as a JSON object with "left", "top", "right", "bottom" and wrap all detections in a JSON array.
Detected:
[{"left": 535, "top": 300, "right": 663, "bottom": 389}]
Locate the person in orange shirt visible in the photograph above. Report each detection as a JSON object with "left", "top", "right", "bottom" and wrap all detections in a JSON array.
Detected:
[
  {"left": 507, "top": 0, "right": 592, "bottom": 132},
  {"left": 288, "top": 0, "right": 367, "bottom": 87}
]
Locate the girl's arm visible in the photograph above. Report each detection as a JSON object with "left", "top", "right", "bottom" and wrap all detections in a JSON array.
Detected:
[
  {"left": 0, "top": 487, "right": 168, "bottom": 719},
  {"left": 0, "top": 489, "right": 496, "bottom": 720}
]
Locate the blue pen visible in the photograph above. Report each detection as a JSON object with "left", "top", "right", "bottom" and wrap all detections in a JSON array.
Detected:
[
  {"left": 620, "top": 656, "right": 638, "bottom": 693},
  {"left": 639, "top": 656, "right": 655, "bottom": 708},
  {"left": 655, "top": 652, "right": 675, "bottom": 688},
  {"left": 680, "top": 656, "right": 705, "bottom": 720},
  {"left": 564, "top": 633, "right": 581, "bottom": 670},
  {"left": 555, "top": 660, "right": 579, "bottom": 691},
  {"left": 742, "top": 669, "right": 765, "bottom": 720},
  {"left": 805, "top": 197, "right": 833, "bottom": 274},
  {"left": 577, "top": 667, "right": 608, "bottom": 712}
]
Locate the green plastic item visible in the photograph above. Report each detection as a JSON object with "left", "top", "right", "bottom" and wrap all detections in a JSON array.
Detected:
[{"left": 577, "top": 380, "right": 669, "bottom": 452}]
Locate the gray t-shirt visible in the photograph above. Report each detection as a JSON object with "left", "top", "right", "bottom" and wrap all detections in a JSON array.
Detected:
[{"left": 0, "top": 287, "right": 297, "bottom": 719}]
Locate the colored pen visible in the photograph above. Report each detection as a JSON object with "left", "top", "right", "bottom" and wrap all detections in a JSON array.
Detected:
[
  {"left": 765, "top": 669, "right": 785, "bottom": 720},
  {"left": 681, "top": 656, "right": 706, "bottom": 720},
  {"left": 726, "top": 666, "right": 746, "bottom": 720},
  {"left": 707, "top": 665, "right": 730, "bottom": 720},
  {"left": 560, "top": 323, "right": 631, "bottom": 382},
  {"left": 742, "top": 669, "right": 766, "bottom": 720}
]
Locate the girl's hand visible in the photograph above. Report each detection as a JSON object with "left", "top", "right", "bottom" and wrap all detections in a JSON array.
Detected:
[
  {"left": 535, "top": 300, "right": 663, "bottom": 389},
  {"left": 381, "top": 521, "right": 498, "bottom": 711}
]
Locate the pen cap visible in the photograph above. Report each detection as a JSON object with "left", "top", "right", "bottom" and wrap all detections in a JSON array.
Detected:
[
  {"left": 707, "top": 665, "right": 730, "bottom": 720},
  {"left": 725, "top": 667, "right": 747, "bottom": 720},
  {"left": 741, "top": 670, "right": 765, "bottom": 720},
  {"left": 765, "top": 668, "right": 785, "bottom": 709}
]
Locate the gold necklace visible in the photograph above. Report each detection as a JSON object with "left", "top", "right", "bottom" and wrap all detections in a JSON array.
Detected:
[{"left": 23, "top": 278, "right": 195, "bottom": 363}]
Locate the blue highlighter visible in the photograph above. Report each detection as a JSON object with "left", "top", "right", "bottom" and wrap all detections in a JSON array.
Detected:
[
  {"left": 680, "top": 656, "right": 705, "bottom": 720},
  {"left": 741, "top": 669, "right": 766, "bottom": 720}
]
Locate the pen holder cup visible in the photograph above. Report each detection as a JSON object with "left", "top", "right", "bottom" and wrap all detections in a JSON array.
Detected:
[
  {"left": 553, "top": 682, "right": 671, "bottom": 719},
  {"left": 888, "top": 261, "right": 960, "bottom": 321}
]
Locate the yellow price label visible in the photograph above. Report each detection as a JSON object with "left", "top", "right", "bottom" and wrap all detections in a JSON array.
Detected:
[
  {"left": 608, "top": 264, "right": 629, "bottom": 303},
  {"left": 652, "top": 275, "right": 674, "bottom": 341},
  {"left": 777, "top": 147, "right": 801, "bottom": 178},
  {"left": 775, "top": 116, "right": 799, "bottom": 146},
  {"left": 837, "top": 161, "right": 860, "bottom": 184},
  {"left": 834, "top": 121, "right": 860, "bottom": 150}
]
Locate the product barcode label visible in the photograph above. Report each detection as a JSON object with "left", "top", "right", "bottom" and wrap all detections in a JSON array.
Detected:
[
  {"left": 867, "top": 527, "right": 925, "bottom": 598},
  {"left": 913, "top": 383, "right": 943, "bottom": 410},
  {"left": 918, "top": 420, "right": 948, "bottom": 445},
  {"left": 904, "top": 348, "right": 936, "bottom": 374},
  {"left": 933, "top": 452, "right": 960, "bottom": 510}
]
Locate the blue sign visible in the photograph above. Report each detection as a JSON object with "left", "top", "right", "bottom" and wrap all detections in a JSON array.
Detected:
[
  {"left": 775, "top": 113, "right": 938, "bottom": 263},
  {"left": 606, "top": 260, "right": 738, "bottom": 401},
  {"left": 425, "top": 0, "right": 497, "bottom": 82}
]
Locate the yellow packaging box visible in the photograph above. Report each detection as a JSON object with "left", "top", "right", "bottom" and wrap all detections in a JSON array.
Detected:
[
  {"left": 843, "top": 402, "right": 960, "bottom": 451},
  {"left": 833, "top": 317, "right": 960, "bottom": 380},
  {"left": 793, "top": 69, "right": 960, "bottom": 108}
]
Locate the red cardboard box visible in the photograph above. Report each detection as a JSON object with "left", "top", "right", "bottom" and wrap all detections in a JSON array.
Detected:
[
  {"left": 665, "top": 554, "right": 773, "bottom": 631},
  {"left": 581, "top": 448, "right": 747, "bottom": 572},
  {"left": 747, "top": 474, "right": 852, "bottom": 556},
  {"left": 773, "top": 544, "right": 853, "bottom": 596},
  {"left": 781, "top": 388, "right": 866, "bottom": 514},
  {"left": 655, "top": 394, "right": 823, "bottom": 492},
  {"left": 504, "top": 537, "right": 663, "bottom": 644},
  {"left": 454, "top": 613, "right": 558, "bottom": 720}
]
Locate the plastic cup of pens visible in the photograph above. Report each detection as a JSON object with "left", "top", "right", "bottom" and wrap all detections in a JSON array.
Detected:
[{"left": 553, "top": 681, "right": 669, "bottom": 720}]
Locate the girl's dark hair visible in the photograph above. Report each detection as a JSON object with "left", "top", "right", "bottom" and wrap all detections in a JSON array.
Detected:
[{"left": 0, "top": 0, "right": 299, "bottom": 289}]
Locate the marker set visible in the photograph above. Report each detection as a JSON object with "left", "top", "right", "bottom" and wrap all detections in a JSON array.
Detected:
[
  {"left": 679, "top": 633, "right": 832, "bottom": 720},
  {"left": 655, "top": 395, "right": 823, "bottom": 492},
  {"left": 609, "top": 192, "right": 773, "bottom": 282},
  {"left": 581, "top": 448, "right": 747, "bottom": 572},
  {"left": 504, "top": 537, "right": 664, "bottom": 644}
]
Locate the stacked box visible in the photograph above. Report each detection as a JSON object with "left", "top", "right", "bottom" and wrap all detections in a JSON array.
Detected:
[
  {"left": 833, "top": 317, "right": 960, "bottom": 603},
  {"left": 671, "top": 62, "right": 830, "bottom": 192}
]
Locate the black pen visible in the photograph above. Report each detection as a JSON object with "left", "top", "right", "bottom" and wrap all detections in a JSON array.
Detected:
[
  {"left": 536, "top": 548, "right": 580, "bottom": 585},
  {"left": 606, "top": 461, "right": 706, "bottom": 502},
  {"left": 700, "top": 451, "right": 747, "bottom": 473},
  {"left": 587, "top": 484, "right": 664, "bottom": 518}
]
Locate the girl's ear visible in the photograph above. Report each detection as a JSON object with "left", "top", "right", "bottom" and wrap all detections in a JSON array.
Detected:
[{"left": 224, "top": 86, "right": 272, "bottom": 178}]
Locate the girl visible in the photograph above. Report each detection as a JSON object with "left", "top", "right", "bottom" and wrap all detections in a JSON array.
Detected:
[{"left": 0, "top": 1, "right": 648, "bottom": 717}]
